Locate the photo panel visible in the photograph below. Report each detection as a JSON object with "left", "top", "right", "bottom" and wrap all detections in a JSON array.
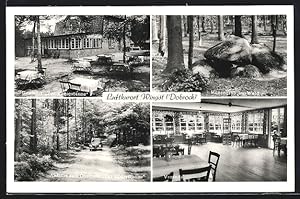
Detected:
[
  {"left": 15, "top": 15, "right": 150, "bottom": 97},
  {"left": 152, "top": 99, "right": 288, "bottom": 182},
  {"left": 152, "top": 15, "right": 287, "bottom": 96},
  {"left": 14, "top": 99, "right": 151, "bottom": 182}
]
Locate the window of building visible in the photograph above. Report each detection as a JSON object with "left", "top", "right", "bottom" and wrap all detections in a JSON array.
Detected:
[
  {"left": 58, "top": 39, "right": 61, "bottom": 49},
  {"left": 86, "top": 38, "right": 90, "bottom": 48},
  {"left": 71, "top": 38, "right": 75, "bottom": 49},
  {"left": 83, "top": 38, "right": 86, "bottom": 48},
  {"left": 62, "top": 39, "right": 65, "bottom": 49},
  {"left": 247, "top": 112, "right": 264, "bottom": 134},
  {"left": 66, "top": 39, "right": 69, "bottom": 49},
  {"left": 209, "top": 115, "right": 223, "bottom": 133},
  {"left": 75, "top": 38, "right": 81, "bottom": 49},
  {"left": 180, "top": 114, "right": 204, "bottom": 135},
  {"left": 93, "top": 38, "right": 97, "bottom": 48}
]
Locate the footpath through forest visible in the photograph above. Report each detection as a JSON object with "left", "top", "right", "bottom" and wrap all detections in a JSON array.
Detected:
[{"left": 39, "top": 146, "right": 138, "bottom": 182}]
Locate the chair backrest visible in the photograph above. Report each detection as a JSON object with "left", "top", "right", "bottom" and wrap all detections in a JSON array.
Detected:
[
  {"left": 59, "top": 80, "right": 70, "bottom": 92},
  {"left": 69, "top": 82, "right": 82, "bottom": 91},
  {"left": 153, "top": 172, "right": 174, "bottom": 182},
  {"left": 208, "top": 151, "right": 220, "bottom": 181},
  {"left": 179, "top": 165, "right": 211, "bottom": 182}
]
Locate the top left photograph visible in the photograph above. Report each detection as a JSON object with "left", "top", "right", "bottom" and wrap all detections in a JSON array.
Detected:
[{"left": 14, "top": 15, "right": 150, "bottom": 97}]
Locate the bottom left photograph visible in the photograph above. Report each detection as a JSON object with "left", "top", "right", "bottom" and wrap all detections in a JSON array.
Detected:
[{"left": 14, "top": 99, "right": 151, "bottom": 182}]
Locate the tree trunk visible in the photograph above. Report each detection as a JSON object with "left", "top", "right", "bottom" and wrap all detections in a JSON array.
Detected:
[
  {"left": 36, "top": 16, "right": 42, "bottom": 71},
  {"left": 183, "top": 16, "right": 188, "bottom": 37},
  {"left": 234, "top": 16, "right": 242, "bottom": 37},
  {"left": 158, "top": 15, "right": 166, "bottom": 56},
  {"left": 201, "top": 16, "right": 206, "bottom": 32},
  {"left": 53, "top": 99, "right": 60, "bottom": 151},
  {"left": 218, "top": 15, "right": 225, "bottom": 41},
  {"left": 251, "top": 15, "right": 259, "bottom": 44},
  {"left": 30, "top": 99, "right": 37, "bottom": 154},
  {"left": 123, "top": 16, "right": 126, "bottom": 63},
  {"left": 15, "top": 99, "right": 22, "bottom": 161},
  {"left": 82, "top": 99, "right": 85, "bottom": 144},
  {"left": 197, "top": 16, "right": 202, "bottom": 46},
  {"left": 210, "top": 17, "right": 214, "bottom": 33},
  {"left": 74, "top": 99, "right": 78, "bottom": 141},
  {"left": 152, "top": 15, "right": 159, "bottom": 42},
  {"left": 271, "top": 15, "right": 277, "bottom": 52},
  {"left": 31, "top": 20, "right": 36, "bottom": 62},
  {"left": 263, "top": 15, "right": 267, "bottom": 32},
  {"left": 66, "top": 99, "right": 69, "bottom": 150},
  {"left": 164, "top": 16, "right": 185, "bottom": 74},
  {"left": 188, "top": 15, "right": 194, "bottom": 70}
]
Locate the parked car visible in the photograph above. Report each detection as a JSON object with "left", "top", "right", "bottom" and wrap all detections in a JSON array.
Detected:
[{"left": 89, "top": 138, "right": 103, "bottom": 151}]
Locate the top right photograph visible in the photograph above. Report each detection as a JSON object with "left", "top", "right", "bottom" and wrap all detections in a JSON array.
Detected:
[{"left": 152, "top": 15, "right": 287, "bottom": 96}]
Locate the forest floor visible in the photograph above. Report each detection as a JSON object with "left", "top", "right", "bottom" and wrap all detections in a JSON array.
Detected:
[
  {"left": 152, "top": 33, "right": 287, "bottom": 96},
  {"left": 14, "top": 53, "right": 150, "bottom": 97},
  {"left": 111, "top": 145, "right": 151, "bottom": 182},
  {"left": 38, "top": 146, "right": 144, "bottom": 182}
]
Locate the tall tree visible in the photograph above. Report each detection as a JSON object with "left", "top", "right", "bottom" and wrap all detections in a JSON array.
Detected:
[
  {"left": 164, "top": 16, "right": 185, "bottom": 73},
  {"left": 182, "top": 16, "right": 188, "bottom": 37},
  {"left": 159, "top": 15, "right": 166, "bottom": 56},
  {"left": 234, "top": 15, "right": 242, "bottom": 37},
  {"left": 263, "top": 15, "right": 267, "bottom": 32},
  {"left": 218, "top": 15, "right": 225, "bottom": 41},
  {"left": 197, "top": 16, "right": 202, "bottom": 46},
  {"left": 15, "top": 99, "right": 22, "bottom": 160},
  {"left": 271, "top": 15, "right": 278, "bottom": 52},
  {"left": 66, "top": 99, "right": 70, "bottom": 150},
  {"left": 152, "top": 15, "right": 158, "bottom": 42},
  {"left": 122, "top": 16, "right": 127, "bottom": 63},
  {"left": 30, "top": 99, "right": 37, "bottom": 154},
  {"left": 251, "top": 15, "right": 259, "bottom": 44},
  {"left": 201, "top": 16, "right": 206, "bottom": 32},
  {"left": 188, "top": 15, "right": 194, "bottom": 69},
  {"left": 36, "top": 16, "right": 43, "bottom": 71},
  {"left": 31, "top": 19, "right": 36, "bottom": 63}
]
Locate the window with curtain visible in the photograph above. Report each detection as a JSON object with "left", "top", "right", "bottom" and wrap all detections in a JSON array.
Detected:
[{"left": 231, "top": 115, "right": 242, "bottom": 132}]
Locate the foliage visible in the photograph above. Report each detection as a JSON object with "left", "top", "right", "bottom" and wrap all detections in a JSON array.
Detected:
[
  {"left": 14, "top": 161, "right": 34, "bottom": 181},
  {"left": 162, "top": 69, "right": 209, "bottom": 92},
  {"left": 15, "top": 152, "right": 53, "bottom": 181}
]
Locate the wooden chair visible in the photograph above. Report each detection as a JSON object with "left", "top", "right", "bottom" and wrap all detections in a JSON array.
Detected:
[
  {"left": 153, "top": 172, "right": 174, "bottom": 182},
  {"left": 208, "top": 151, "right": 220, "bottom": 182},
  {"left": 179, "top": 165, "right": 211, "bottom": 182},
  {"left": 59, "top": 80, "right": 70, "bottom": 96}
]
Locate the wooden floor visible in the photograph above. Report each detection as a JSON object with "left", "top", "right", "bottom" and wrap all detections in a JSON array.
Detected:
[{"left": 176, "top": 142, "right": 287, "bottom": 181}]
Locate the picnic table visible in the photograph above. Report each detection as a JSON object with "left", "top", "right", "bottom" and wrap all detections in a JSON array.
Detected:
[
  {"left": 72, "top": 60, "right": 92, "bottom": 73},
  {"left": 68, "top": 77, "right": 102, "bottom": 96},
  {"left": 15, "top": 70, "right": 45, "bottom": 89},
  {"left": 153, "top": 154, "right": 209, "bottom": 181}
]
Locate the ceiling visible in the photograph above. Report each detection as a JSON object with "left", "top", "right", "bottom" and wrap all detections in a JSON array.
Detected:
[{"left": 152, "top": 99, "right": 287, "bottom": 113}]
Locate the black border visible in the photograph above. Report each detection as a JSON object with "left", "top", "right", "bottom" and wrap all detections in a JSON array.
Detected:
[{"left": 2, "top": 0, "right": 300, "bottom": 198}]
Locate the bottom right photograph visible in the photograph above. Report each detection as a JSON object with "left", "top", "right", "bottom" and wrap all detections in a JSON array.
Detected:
[{"left": 152, "top": 98, "right": 287, "bottom": 182}]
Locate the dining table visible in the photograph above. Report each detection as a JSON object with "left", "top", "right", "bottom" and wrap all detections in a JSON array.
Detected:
[
  {"left": 68, "top": 77, "right": 102, "bottom": 96},
  {"left": 153, "top": 154, "right": 209, "bottom": 182}
]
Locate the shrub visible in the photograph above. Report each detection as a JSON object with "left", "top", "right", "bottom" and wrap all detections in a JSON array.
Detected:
[
  {"left": 162, "top": 69, "right": 209, "bottom": 92},
  {"left": 14, "top": 161, "right": 34, "bottom": 181},
  {"left": 18, "top": 152, "right": 54, "bottom": 174}
]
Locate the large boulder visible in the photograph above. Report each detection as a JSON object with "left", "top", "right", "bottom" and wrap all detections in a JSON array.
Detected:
[
  {"left": 204, "top": 35, "right": 252, "bottom": 77},
  {"left": 231, "top": 65, "right": 262, "bottom": 78},
  {"left": 204, "top": 35, "right": 252, "bottom": 64},
  {"left": 250, "top": 43, "right": 285, "bottom": 74},
  {"left": 192, "top": 60, "right": 217, "bottom": 78}
]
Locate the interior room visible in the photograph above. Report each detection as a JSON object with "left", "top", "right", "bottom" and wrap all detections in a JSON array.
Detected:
[{"left": 152, "top": 99, "right": 287, "bottom": 182}]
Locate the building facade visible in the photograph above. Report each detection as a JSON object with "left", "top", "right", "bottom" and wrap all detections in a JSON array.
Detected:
[{"left": 23, "top": 32, "right": 129, "bottom": 59}]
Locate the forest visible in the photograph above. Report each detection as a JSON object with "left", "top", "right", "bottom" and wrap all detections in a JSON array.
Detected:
[
  {"left": 152, "top": 15, "right": 287, "bottom": 96},
  {"left": 14, "top": 99, "right": 151, "bottom": 182}
]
